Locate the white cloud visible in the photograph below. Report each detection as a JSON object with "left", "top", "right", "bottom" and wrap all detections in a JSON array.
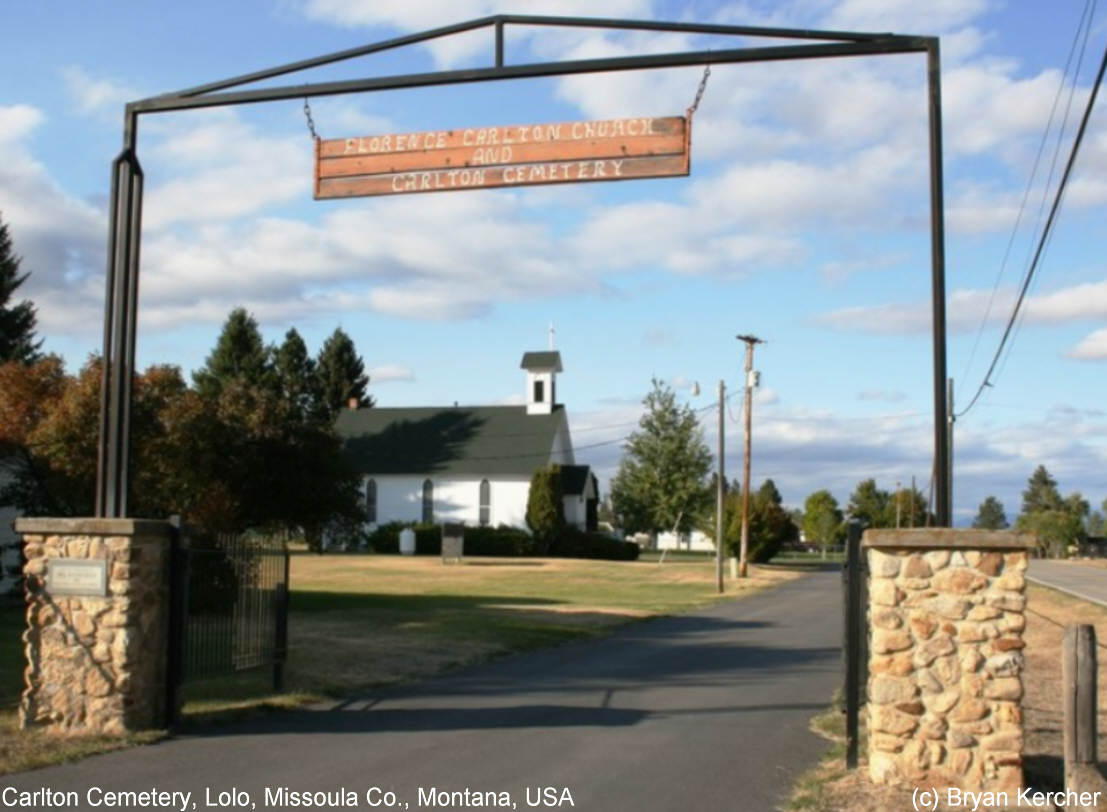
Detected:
[
  {"left": 754, "top": 386, "right": 779, "bottom": 406},
  {"left": 0, "top": 104, "right": 44, "bottom": 144},
  {"left": 60, "top": 66, "right": 138, "bottom": 116},
  {"left": 369, "top": 364, "right": 416, "bottom": 382},
  {"left": 820, "top": 0, "right": 992, "bottom": 33},
  {"left": 669, "top": 375, "right": 699, "bottom": 392},
  {"left": 859, "top": 389, "right": 907, "bottom": 403},
  {"left": 1068, "top": 328, "right": 1107, "bottom": 360},
  {"left": 0, "top": 104, "right": 104, "bottom": 309},
  {"left": 296, "top": 0, "right": 651, "bottom": 67},
  {"left": 143, "top": 115, "right": 308, "bottom": 229},
  {"left": 818, "top": 277, "right": 1107, "bottom": 335}
]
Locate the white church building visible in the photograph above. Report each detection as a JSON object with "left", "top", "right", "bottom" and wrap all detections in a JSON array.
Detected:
[{"left": 334, "top": 350, "right": 598, "bottom": 532}]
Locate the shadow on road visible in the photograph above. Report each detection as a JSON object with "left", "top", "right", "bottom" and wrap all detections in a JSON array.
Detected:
[{"left": 183, "top": 698, "right": 835, "bottom": 737}]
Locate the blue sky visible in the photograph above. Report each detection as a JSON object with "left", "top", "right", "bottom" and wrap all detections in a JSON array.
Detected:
[{"left": 3, "top": 0, "right": 1107, "bottom": 524}]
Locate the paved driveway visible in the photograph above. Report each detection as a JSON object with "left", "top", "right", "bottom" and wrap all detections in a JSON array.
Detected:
[
  {"left": 1028, "top": 559, "right": 1107, "bottom": 608},
  {"left": 3, "top": 571, "right": 844, "bottom": 812}
]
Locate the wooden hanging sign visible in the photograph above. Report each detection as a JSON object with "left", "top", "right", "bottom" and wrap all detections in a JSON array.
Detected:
[{"left": 314, "top": 115, "right": 690, "bottom": 199}]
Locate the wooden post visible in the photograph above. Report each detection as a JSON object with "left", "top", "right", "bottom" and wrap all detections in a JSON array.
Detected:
[{"left": 1064, "top": 624, "right": 1098, "bottom": 784}]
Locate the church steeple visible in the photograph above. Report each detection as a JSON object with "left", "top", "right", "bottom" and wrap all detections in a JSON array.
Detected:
[{"left": 520, "top": 351, "right": 562, "bottom": 415}]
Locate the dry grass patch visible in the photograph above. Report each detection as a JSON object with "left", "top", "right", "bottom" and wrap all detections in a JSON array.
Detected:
[{"left": 0, "top": 709, "right": 163, "bottom": 776}]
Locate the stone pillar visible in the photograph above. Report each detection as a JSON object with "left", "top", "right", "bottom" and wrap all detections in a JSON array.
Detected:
[
  {"left": 864, "top": 528, "right": 1037, "bottom": 793},
  {"left": 15, "top": 517, "right": 174, "bottom": 735}
]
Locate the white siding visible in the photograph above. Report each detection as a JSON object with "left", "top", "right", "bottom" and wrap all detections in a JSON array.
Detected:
[
  {"left": 550, "top": 423, "right": 574, "bottom": 465},
  {"left": 369, "top": 475, "right": 531, "bottom": 529},
  {"left": 563, "top": 494, "right": 586, "bottom": 529},
  {"left": 657, "top": 530, "right": 716, "bottom": 552},
  {"left": 526, "top": 370, "right": 556, "bottom": 415}
]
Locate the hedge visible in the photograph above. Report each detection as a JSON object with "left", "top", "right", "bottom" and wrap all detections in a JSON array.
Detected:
[
  {"left": 549, "top": 529, "right": 640, "bottom": 561},
  {"left": 365, "top": 523, "right": 637, "bottom": 561}
]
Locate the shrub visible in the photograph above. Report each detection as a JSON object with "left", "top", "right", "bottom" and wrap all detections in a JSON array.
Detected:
[
  {"left": 462, "top": 525, "right": 537, "bottom": 556},
  {"left": 364, "top": 523, "right": 637, "bottom": 561},
  {"left": 549, "top": 529, "right": 640, "bottom": 561},
  {"left": 366, "top": 523, "right": 536, "bottom": 557},
  {"left": 526, "top": 464, "right": 564, "bottom": 552}
]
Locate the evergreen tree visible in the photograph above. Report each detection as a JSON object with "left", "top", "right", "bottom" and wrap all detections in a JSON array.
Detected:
[
  {"left": 972, "top": 496, "right": 1008, "bottom": 529},
  {"left": 193, "top": 308, "right": 272, "bottom": 397},
  {"left": 1016, "top": 466, "right": 1085, "bottom": 557},
  {"left": 758, "top": 478, "right": 783, "bottom": 505},
  {"left": 526, "top": 464, "right": 565, "bottom": 551},
  {"left": 0, "top": 216, "right": 43, "bottom": 363},
  {"left": 610, "top": 378, "right": 712, "bottom": 540},
  {"left": 1021, "top": 465, "right": 1062, "bottom": 515},
  {"left": 274, "top": 328, "right": 323, "bottom": 423},
  {"left": 316, "top": 327, "right": 372, "bottom": 418},
  {"left": 847, "top": 478, "right": 891, "bottom": 527}
]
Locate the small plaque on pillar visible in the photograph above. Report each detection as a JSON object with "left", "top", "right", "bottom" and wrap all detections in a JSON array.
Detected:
[{"left": 47, "top": 559, "right": 108, "bottom": 597}]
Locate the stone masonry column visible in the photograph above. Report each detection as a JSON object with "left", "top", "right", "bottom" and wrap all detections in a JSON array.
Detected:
[
  {"left": 864, "top": 529, "right": 1037, "bottom": 794},
  {"left": 14, "top": 517, "right": 174, "bottom": 735}
]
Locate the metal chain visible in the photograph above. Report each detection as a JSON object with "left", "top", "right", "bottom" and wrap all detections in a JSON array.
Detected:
[
  {"left": 688, "top": 64, "right": 711, "bottom": 116},
  {"left": 303, "top": 97, "right": 318, "bottom": 140}
]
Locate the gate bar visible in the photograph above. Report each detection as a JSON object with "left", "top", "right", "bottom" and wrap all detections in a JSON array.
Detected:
[
  {"left": 131, "top": 39, "right": 930, "bottom": 114},
  {"left": 844, "top": 519, "right": 864, "bottom": 768}
]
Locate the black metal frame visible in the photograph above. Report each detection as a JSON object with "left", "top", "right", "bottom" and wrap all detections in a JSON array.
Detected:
[
  {"left": 842, "top": 519, "right": 867, "bottom": 768},
  {"left": 95, "top": 14, "right": 950, "bottom": 525}
]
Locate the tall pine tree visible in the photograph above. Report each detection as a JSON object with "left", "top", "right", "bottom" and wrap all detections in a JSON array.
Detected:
[
  {"left": 972, "top": 496, "right": 1008, "bottom": 529},
  {"left": 316, "top": 327, "right": 372, "bottom": 418},
  {"left": 193, "top": 308, "right": 272, "bottom": 397},
  {"left": 274, "top": 328, "right": 323, "bottom": 424},
  {"left": 0, "top": 216, "right": 43, "bottom": 363},
  {"left": 1021, "top": 465, "right": 1062, "bottom": 514}
]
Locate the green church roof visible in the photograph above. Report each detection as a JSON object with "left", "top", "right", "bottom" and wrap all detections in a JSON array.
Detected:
[{"left": 335, "top": 405, "right": 569, "bottom": 477}]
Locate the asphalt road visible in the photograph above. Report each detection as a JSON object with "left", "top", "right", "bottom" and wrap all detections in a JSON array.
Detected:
[
  {"left": 1028, "top": 559, "right": 1107, "bottom": 608},
  {"left": 4, "top": 570, "right": 843, "bottom": 812}
]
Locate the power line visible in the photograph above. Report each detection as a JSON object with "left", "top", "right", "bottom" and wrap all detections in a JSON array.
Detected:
[
  {"left": 958, "top": 0, "right": 1097, "bottom": 385},
  {"left": 957, "top": 31, "right": 1107, "bottom": 420}
]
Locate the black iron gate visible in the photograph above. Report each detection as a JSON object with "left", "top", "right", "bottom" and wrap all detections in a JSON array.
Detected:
[
  {"left": 167, "top": 521, "right": 289, "bottom": 724},
  {"left": 842, "top": 519, "right": 869, "bottom": 768}
]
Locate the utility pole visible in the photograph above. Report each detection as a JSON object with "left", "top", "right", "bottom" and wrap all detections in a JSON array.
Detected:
[
  {"left": 895, "top": 481, "right": 902, "bottom": 529},
  {"left": 716, "top": 379, "right": 725, "bottom": 594},
  {"left": 910, "top": 475, "right": 916, "bottom": 528},
  {"left": 737, "top": 334, "right": 763, "bottom": 578}
]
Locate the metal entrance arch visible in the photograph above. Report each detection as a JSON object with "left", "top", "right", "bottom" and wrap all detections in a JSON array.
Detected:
[{"left": 95, "top": 14, "right": 951, "bottom": 524}]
